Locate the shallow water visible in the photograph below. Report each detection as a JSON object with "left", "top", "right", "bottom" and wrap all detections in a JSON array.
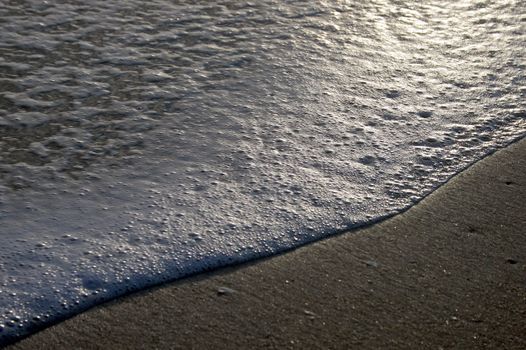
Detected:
[{"left": 0, "top": 0, "right": 524, "bottom": 343}]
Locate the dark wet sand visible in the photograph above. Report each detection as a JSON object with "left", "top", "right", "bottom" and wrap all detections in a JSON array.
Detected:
[{"left": 8, "top": 138, "right": 526, "bottom": 350}]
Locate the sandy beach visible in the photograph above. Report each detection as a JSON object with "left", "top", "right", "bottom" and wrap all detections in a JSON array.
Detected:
[
  {"left": 6, "top": 137, "right": 526, "bottom": 349},
  {"left": 1, "top": 2, "right": 525, "bottom": 348}
]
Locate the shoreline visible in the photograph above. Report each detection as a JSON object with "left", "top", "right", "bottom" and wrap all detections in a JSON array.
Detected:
[{"left": 7, "top": 137, "right": 526, "bottom": 349}]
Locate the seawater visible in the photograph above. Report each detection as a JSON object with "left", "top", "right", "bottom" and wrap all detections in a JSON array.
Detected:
[{"left": 0, "top": 0, "right": 524, "bottom": 344}]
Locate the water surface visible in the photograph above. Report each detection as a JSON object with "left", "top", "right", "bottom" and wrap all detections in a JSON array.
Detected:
[{"left": 0, "top": 0, "right": 524, "bottom": 343}]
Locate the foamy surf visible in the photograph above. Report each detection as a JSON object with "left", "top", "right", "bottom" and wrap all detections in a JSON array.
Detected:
[{"left": 0, "top": 0, "right": 524, "bottom": 344}]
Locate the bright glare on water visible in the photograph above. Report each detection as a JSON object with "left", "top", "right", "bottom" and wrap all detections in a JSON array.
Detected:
[{"left": 0, "top": 0, "right": 524, "bottom": 343}]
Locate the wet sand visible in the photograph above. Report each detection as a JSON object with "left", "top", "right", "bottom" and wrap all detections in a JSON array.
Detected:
[{"left": 7, "top": 137, "right": 526, "bottom": 349}]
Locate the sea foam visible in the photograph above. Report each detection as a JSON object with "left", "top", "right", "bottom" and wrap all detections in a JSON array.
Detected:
[{"left": 0, "top": 0, "right": 524, "bottom": 344}]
